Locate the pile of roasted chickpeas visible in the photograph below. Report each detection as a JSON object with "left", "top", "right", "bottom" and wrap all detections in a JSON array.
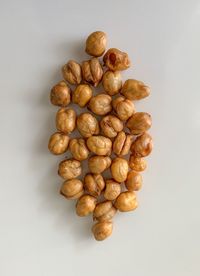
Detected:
[{"left": 48, "top": 31, "right": 153, "bottom": 241}]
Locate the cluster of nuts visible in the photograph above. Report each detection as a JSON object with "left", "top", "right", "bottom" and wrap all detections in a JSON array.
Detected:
[{"left": 48, "top": 31, "right": 153, "bottom": 241}]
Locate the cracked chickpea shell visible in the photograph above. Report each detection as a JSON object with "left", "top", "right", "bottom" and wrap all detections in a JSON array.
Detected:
[{"left": 48, "top": 30, "right": 153, "bottom": 241}]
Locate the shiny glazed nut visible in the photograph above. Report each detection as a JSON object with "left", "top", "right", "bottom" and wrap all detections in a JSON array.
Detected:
[
  {"left": 93, "top": 201, "right": 117, "bottom": 222},
  {"left": 82, "top": 58, "right": 103, "bottom": 87},
  {"left": 62, "top": 60, "right": 82, "bottom": 85},
  {"left": 125, "top": 170, "right": 142, "bottom": 191},
  {"left": 104, "top": 179, "right": 121, "bottom": 201},
  {"left": 50, "top": 81, "right": 71, "bottom": 107},
  {"left": 126, "top": 112, "right": 152, "bottom": 135},
  {"left": 131, "top": 132, "right": 153, "bottom": 157},
  {"left": 77, "top": 112, "right": 99, "bottom": 137},
  {"left": 58, "top": 159, "right": 82, "bottom": 180},
  {"left": 85, "top": 31, "right": 107, "bottom": 57},
  {"left": 111, "top": 157, "right": 129, "bottom": 182},
  {"left": 60, "top": 179, "right": 84, "bottom": 199},
  {"left": 76, "top": 195, "right": 96, "bottom": 217},
  {"left": 88, "top": 94, "right": 112, "bottom": 115},
  {"left": 72, "top": 84, "right": 92, "bottom": 107},
  {"left": 56, "top": 108, "right": 76, "bottom": 134},
  {"left": 114, "top": 191, "right": 138, "bottom": 212},
  {"left": 121, "top": 79, "right": 150, "bottom": 100},
  {"left": 48, "top": 132, "right": 70, "bottom": 155},
  {"left": 102, "top": 71, "right": 122, "bottom": 95},
  {"left": 87, "top": 136, "right": 112, "bottom": 155},
  {"left": 92, "top": 221, "right": 113, "bottom": 241},
  {"left": 84, "top": 173, "right": 105, "bottom": 197},
  {"left": 100, "top": 115, "right": 123, "bottom": 138},
  {"left": 69, "top": 138, "right": 89, "bottom": 161},
  {"left": 103, "top": 48, "right": 130, "bottom": 71},
  {"left": 113, "top": 131, "right": 134, "bottom": 156},
  {"left": 88, "top": 156, "right": 111, "bottom": 174},
  {"left": 112, "top": 96, "right": 135, "bottom": 121},
  {"left": 129, "top": 155, "right": 147, "bottom": 171}
]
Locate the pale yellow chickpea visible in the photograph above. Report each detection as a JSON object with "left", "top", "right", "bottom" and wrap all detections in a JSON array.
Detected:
[
  {"left": 48, "top": 132, "right": 70, "bottom": 155},
  {"left": 126, "top": 112, "right": 152, "bottom": 135},
  {"left": 93, "top": 201, "right": 117, "bottom": 222},
  {"left": 72, "top": 84, "right": 92, "bottom": 107},
  {"left": 129, "top": 155, "right": 147, "bottom": 172},
  {"left": 104, "top": 179, "right": 121, "bottom": 201},
  {"left": 131, "top": 132, "right": 153, "bottom": 157},
  {"left": 60, "top": 179, "right": 84, "bottom": 199},
  {"left": 102, "top": 71, "right": 122, "bottom": 95},
  {"left": 69, "top": 138, "right": 89, "bottom": 161},
  {"left": 112, "top": 96, "right": 135, "bottom": 121},
  {"left": 58, "top": 159, "right": 82, "bottom": 180},
  {"left": 125, "top": 171, "right": 142, "bottom": 191},
  {"left": 56, "top": 108, "right": 76, "bottom": 134},
  {"left": 76, "top": 195, "right": 97, "bottom": 217},
  {"left": 77, "top": 113, "right": 99, "bottom": 138},
  {"left": 88, "top": 94, "right": 112, "bottom": 115},
  {"left": 100, "top": 115, "right": 123, "bottom": 138},
  {"left": 84, "top": 173, "right": 105, "bottom": 197},
  {"left": 50, "top": 81, "right": 71, "bottom": 107},
  {"left": 88, "top": 156, "right": 111, "bottom": 174},
  {"left": 114, "top": 191, "right": 138, "bottom": 212},
  {"left": 111, "top": 157, "right": 129, "bottom": 182},
  {"left": 87, "top": 136, "right": 112, "bottom": 156},
  {"left": 92, "top": 221, "right": 113, "bottom": 241}
]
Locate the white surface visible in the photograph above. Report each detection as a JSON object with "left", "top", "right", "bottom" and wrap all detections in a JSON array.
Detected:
[{"left": 0, "top": 0, "right": 200, "bottom": 275}]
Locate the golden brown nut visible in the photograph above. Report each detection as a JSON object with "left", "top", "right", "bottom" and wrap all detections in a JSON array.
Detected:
[
  {"left": 125, "top": 171, "right": 142, "bottom": 191},
  {"left": 50, "top": 81, "right": 71, "bottom": 107},
  {"left": 87, "top": 136, "right": 112, "bottom": 156},
  {"left": 102, "top": 71, "right": 122, "bottom": 95},
  {"left": 114, "top": 191, "right": 138, "bottom": 212},
  {"left": 58, "top": 159, "right": 82, "bottom": 180},
  {"left": 111, "top": 157, "right": 129, "bottom": 182},
  {"left": 88, "top": 94, "right": 112, "bottom": 116},
  {"left": 72, "top": 84, "right": 92, "bottom": 107},
  {"left": 126, "top": 112, "right": 152, "bottom": 135},
  {"left": 56, "top": 108, "right": 76, "bottom": 134},
  {"left": 85, "top": 31, "right": 107, "bottom": 57},
  {"left": 62, "top": 60, "right": 82, "bottom": 85},
  {"left": 84, "top": 173, "right": 105, "bottom": 197},
  {"left": 92, "top": 221, "right": 113, "bottom": 241},
  {"left": 48, "top": 132, "right": 70, "bottom": 155},
  {"left": 121, "top": 79, "right": 150, "bottom": 100},
  {"left": 104, "top": 179, "right": 121, "bottom": 201},
  {"left": 93, "top": 201, "right": 117, "bottom": 222},
  {"left": 88, "top": 156, "right": 111, "bottom": 174},
  {"left": 77, "top": 112, "right": 99, "bottom": 138},
  {"left": 60, "top": 179, "right": 84, "bottom": 199},
  {"left": 112, "top": 96, "right": 135, "bottom": 121},
  {"left": 69, "top": 138, "right": 89, "bottom": 161},
  {"left": 82, "top": 58, "right": 103, "bottom": 87},
  {"left": 100, "top": 115, "right": 123, "bottom": 138},
  {"left": 103, "top": 48, "right": 130, "bottom": 71},
  {"left": 131, "top": 132, "right": 153, "bottom": 157},
  {"left": 113, "top": 131, "right": 133, "bottom": 156},
  {"left": 76, "top": 195, "right": 96, "bottom": 217},
  {"left": 129, "top": 155, "right": 147, "bottom": 171}
]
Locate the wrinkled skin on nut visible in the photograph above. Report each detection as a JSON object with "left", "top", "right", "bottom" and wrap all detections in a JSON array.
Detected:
[
  {"left": 69, "top": 138, "right": 89, "bottom": 161},
  {"left": 82, "top": 58, "right": 103, "bottom": 87},
  {"left": 88, "top": 156, "right": 111, "bottom": 174},
  {"left": 92, "top": 221, "right": 113, "bottom": 241},
  {"left": 121, "top": 79, "right": 150, "bottom": 100},
  {"left": 113, "top": 131, "right": 134, "bottom": 156},
  {"left": 131, "top": 132, "right": 153, "bottom": 157},
  {"left": 129, "top": 155, "right": 147, "bottom": 171},
  {"left": 85, "top": 31, "right": 107, "bottom": 57},
  {"left": 76, "top": 195, "right": 96, "bottom": 217},
  {"left": 111, "top": 157, "right": 129, "bottom": 182},
  {"left": 104, "top": 179, "right": 121, "bottom": 201},
  {"left": 103, "top": 48, "right": 130, "bottom": 71},
  {"left": 77, "top": 112, "right": 99, "bottom": 138},
  {"left": 87, "top": 136, "right": 112, "bottom": 155},
  {"left": 84, "top": 173, "right": 105, "bottom": 197},
  {"left": 56, "top": 108, "right": 76, "bottom": 134},
  {"left": 125, "top": 171, "right": 142, "bottom": 191},
  {"left": 102, "top": 71, "right": 122, "bottom": 95},
  {"left": 126, "top": 112, "right": 152, "bottom": 135},
  {"left": 93, "top": 201, "right": 117, "bottom": 222},
  {"left": 62, "top": 60, "right": 82, "bottom": 85},
  {"left": 100, "top": 115, "right": 123, "bottom": 138},
  {"left": 58, "top": 159, "right": 82, "bottom": 180},
  {"left": 112, "top": 96, "right": 135, "bottom": 121},
  {"left": 72, "top": 84, "right": 93, "bottom": 107},
  {"left": 88, "top": 94, "right": 112, "bottom": 115},
  {"left": 60, "top": 179, "right": 84, "bottom": 199},
  {"left": 48, "top": 132, "right": 70, "bottom": 155},
  {"left": 50, "top": 81, "right": 71, "bottom": 107},
  {"left": 114, "top": 191, "right": 138, "bottom": 212}
]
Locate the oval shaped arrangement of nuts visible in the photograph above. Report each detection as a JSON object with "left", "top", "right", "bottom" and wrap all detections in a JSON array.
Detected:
[{"left": 48, "top": 31, "right": 153, "bottom": 241}]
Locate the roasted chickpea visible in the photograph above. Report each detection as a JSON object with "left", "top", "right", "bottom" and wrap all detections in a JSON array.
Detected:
[
  {"left": 56, "top": 108, "right": 76, "bottom": 134},
  {"left": 93, "top": 201, "right": 117, "bottom": 222},
  {"left": 100, "top": 115, "right": 123, "bottom": 138},
  {"left": 69, "top": 138, "right": 89, "bottom": 161},
  {"left": 72, "top": 84, "right": 92, "bottom": 107},
  {"left": 126, "top": 112, "right": 152, "bottom": 135},
  {"left": 87, "top": 136, "right": 112, "bottom": 156},
  {"left": 114, "top": 191, "right": 138, "bottom": 212},
  {"left": 58, "top": 159, "right": 82, "bottom": 180},
  {"left": 88, "top": 94, "right": 112, "bottom": 116},
  {"left": 60, "top": 179, "right": 84, "bottom": 199},
  {"left": 48, "top": 132, "right": 70, "bottom": 155},
  {"left": 92, "top": 221, "right": 113, "bottom": 241},
  {"left": 102, "top": 71, "right": 122, "bottom": 95},
  {"left": 125, "top": 171, "right": 142, "bottom": 191},
  {"left": 121, "top": 79, "right": 150, "bottom": 100},
  {"left": 62, "top": 60, "right": 82, "bottom": 85},
  {"left": 82, "top": 58, "right": 103, "bottom": 87},
  {"left": 131, "top": 132, "right": 153, "bottom": 157},
  {"left": 112, "top": 96, "right": 135, "bottom": 121},
  {"left": 84, "top": 173, "right": 105, "bottom": 197},
  {"left": 129, "top": 155, "right": 147, "bottom": 171},
  {"left": 76, "top": 195, "right": 96, "bottom": 217},
  {"left": 88, "top": 156, "right": 111, "bottom": 174},
  {"left": 104, "top": 179, "right": 121, "bottom": 201},
  {"left": 111, "top": 157, "right": 129, "bottom": 182},
  {"left": 113, "top": 131, "right": 133, "bottom": 156},
  {"left": 77, "top": 113, "right": 99, "bottom": 138},
  {"left": 103, "top": 48, "right": 130, "bottom": 71},
  {"left": 85, "top": 31, "right": 107, "bottom": 57},
  {"left": 50, "top": 81, "right": 71, "bottom": 107}
]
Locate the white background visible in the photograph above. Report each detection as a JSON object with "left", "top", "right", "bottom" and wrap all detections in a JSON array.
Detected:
[{"left": 0, "top": 0, "right": 200, "bottom": 275}]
